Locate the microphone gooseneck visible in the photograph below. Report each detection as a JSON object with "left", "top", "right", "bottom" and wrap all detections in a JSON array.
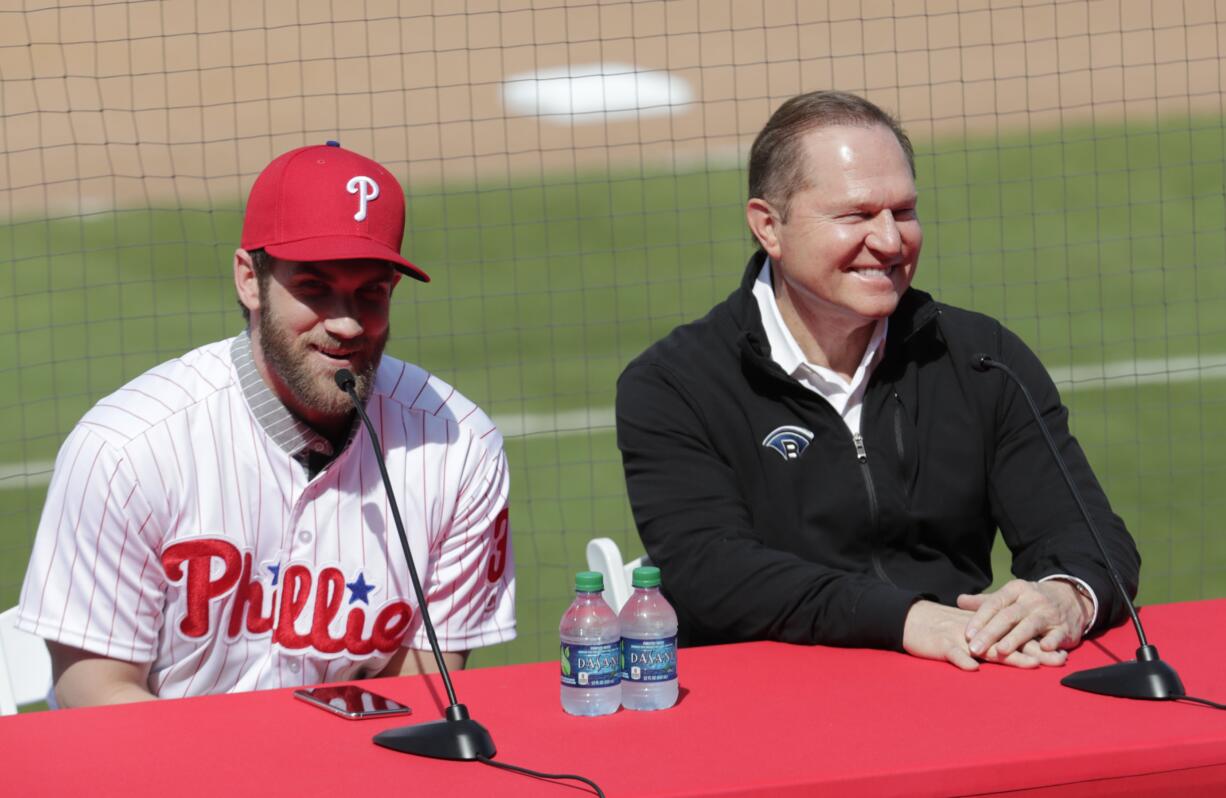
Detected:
[
  {"left": 970, "top": 354, "right": 1145, "bottom": 644},
  {"left": 970, "top": 354, "right": 1184, "bottom": 700},
  {"left": 334, "top": 368, "right": 496, "bottom": 760}
]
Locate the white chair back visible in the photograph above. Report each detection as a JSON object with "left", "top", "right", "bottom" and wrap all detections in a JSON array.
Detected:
[
  {"left": 0, "top": 607, "right": 52, "bottom": 715},
  {"left": 585, "top": 537, "right": 651, "bottom": 613}
]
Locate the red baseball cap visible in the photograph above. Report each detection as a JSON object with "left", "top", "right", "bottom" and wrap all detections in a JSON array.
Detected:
[{"left": 241, "top": 141, "right": 429, "bottom": 282}]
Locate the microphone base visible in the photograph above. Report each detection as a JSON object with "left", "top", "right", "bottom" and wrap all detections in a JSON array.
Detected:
[
  {"left": 373, "top": 703, "right": 496, "bottom": 761},
  {"left": 1060, "top": 645, "right": 1185, "bottom": 700}
]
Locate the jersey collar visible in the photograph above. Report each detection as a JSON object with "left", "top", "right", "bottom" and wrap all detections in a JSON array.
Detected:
[{"left": 231, "top": 331, "right": 350, "bottom": 473}]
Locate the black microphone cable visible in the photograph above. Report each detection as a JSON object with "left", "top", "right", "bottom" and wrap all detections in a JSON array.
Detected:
[
  {"left": 475, "top": 754, "right": 607, "bottom": 797},
  {"left": 1177, "top": 695, "right": 1226, "bottom": 710}
]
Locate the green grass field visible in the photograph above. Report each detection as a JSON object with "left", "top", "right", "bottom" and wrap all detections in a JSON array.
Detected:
[{"left": 2, "top": 115, "right": 1224, "bottom": 671}]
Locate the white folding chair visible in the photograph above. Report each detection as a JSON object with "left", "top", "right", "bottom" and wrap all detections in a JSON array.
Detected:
[
  {"left": 585, "top": 537, "right": 651, "bottom": 613},
  {"left": 0, "top": 607, "right": 53, "bottom": 715}
]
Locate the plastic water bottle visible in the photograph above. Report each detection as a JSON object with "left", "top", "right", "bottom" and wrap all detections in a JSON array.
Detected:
[
  {"left": 559, "top": 571, "right": 621, "bottom": 716},
  {"left": 618, "top": 566, "right": 678, "bottom": 711}
]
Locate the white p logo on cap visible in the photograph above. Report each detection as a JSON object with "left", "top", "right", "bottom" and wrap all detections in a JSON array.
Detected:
[{"left": 346, "top": 175, "right": 380, "bottom": 221}]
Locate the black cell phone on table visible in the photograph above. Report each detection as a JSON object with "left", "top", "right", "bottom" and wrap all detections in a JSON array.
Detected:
[{"left": 293, "top": 685, "right": 413, "bottom": 720}]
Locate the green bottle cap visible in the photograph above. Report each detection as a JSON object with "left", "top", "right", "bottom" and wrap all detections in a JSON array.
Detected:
[
  {"left": 575, "top": 571, "right": 605, "bottom": 592},
  {"left": 631, "top": 566, "right": 661, "bottom": 588}
]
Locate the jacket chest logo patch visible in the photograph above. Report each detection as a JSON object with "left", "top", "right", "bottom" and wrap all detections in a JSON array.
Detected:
[{"left": 762, "top": 426, "right": 814, "bottom": 460}]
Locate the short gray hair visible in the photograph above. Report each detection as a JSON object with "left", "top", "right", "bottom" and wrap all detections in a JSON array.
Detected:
[{"left": 748, "top": 90, "right": 915, "bottom": 220}]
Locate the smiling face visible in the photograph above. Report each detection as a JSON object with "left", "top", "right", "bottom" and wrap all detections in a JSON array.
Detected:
[
  {"left": 747, "top": 123, "right": 923, "bottom": 346},
  {"left": 236, "top": 253, "right": 397, "bottom": 437}
]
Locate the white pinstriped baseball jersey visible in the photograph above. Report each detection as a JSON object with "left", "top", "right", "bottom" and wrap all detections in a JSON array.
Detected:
[{"left": 17, "top": 334, "right": 515, "bottom": 698}]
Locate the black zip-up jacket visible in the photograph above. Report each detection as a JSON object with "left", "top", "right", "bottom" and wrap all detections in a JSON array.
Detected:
[{"left": 616, "top": 251, "right": 1140, "bottom": 651}]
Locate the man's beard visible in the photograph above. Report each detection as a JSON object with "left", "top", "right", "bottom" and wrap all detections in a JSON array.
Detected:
[{"left": 258, "top": 304, "right": 386, "bottom": 422}]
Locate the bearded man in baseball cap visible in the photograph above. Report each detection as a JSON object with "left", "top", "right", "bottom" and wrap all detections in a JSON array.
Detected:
[{"left": 18, "top": 142, "right": 516, "bottom": 707}]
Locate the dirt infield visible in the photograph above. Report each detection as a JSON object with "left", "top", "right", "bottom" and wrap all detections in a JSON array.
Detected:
[{"left": 2, "top": 0, "right": 1222, "bottom": 217}]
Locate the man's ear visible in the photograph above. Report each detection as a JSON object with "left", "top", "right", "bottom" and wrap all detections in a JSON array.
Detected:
[
  {"left": 234, "top": 249, "right": 261, "bottom": 316},
  {"left": 746, "top": 198, "right": 783, "bottom": 260}
]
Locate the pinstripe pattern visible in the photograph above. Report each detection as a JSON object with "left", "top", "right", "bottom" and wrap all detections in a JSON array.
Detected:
[{"left": 17, "top": 335, "right": 515, "bottom": 699}]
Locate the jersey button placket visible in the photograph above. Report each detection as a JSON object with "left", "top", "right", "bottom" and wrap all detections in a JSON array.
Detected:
[{"left": 290, "top": 481, "right": 318, "bottom": 554}]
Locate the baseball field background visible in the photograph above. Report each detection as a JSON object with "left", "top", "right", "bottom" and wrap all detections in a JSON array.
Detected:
[{"left": 2, "top": 0, "right": 1224, "bottom": 675}]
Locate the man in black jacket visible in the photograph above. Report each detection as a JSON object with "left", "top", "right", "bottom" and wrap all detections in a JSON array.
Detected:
[{"left": 616, "top": 91, "right": 1140, "bottom": 670}]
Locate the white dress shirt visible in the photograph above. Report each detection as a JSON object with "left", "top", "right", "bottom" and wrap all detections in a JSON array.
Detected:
[{"left": 752, "top": 260, "right": 887, "bottom": 434}]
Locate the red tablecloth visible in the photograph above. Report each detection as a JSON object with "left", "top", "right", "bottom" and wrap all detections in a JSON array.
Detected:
[{"left": 3, "top": 599, "right": 1225, "bottom": 797}]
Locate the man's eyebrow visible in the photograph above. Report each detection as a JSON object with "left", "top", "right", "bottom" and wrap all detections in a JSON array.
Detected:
[
  {"left": 842, "top": 190, "right": 918, "bottom": 210},
  {"left": 289, "top": 264, "right": 331, "bottom": 279}
]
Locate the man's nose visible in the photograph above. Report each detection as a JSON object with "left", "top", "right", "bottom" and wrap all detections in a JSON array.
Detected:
[
  {"left": 866, "top": 210, "right": 902, "bottom": 255},
  {"left": 322, "top": 299, "right": 365, "bottom": 339}
]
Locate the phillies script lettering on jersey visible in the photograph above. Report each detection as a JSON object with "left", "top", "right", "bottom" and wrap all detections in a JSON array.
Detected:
[{"left": 162, "top": 538, "right": 413, "bottom": 654}]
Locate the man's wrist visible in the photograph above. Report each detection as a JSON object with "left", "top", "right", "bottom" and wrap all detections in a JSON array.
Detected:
[{"left": 1041, "top": 575, "right": 1097, "bottom": 633}]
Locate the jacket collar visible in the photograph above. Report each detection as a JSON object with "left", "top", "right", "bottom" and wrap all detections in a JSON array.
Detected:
[{"left": 733, "top": 250, "right": 941, "bottom": 388}]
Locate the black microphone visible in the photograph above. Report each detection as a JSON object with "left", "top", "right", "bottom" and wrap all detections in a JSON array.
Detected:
[
  {"left": 970, "top": 353, "right": 1184, "bottom": 700},
  {"left": 333, "top": 368, "right": 496, "bottom": 759}
]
